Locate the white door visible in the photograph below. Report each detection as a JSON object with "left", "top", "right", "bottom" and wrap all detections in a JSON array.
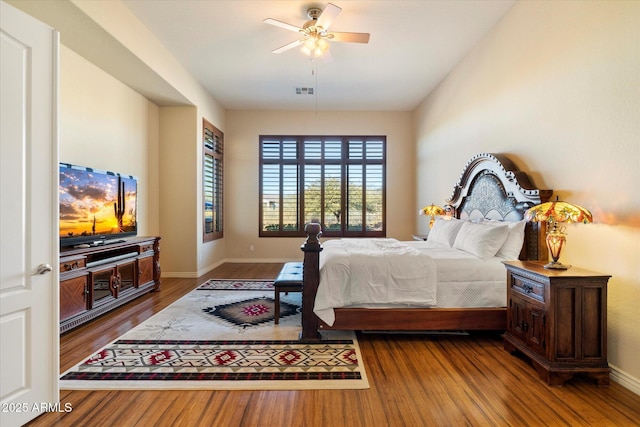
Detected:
[{"left": 0, "top": 2, "right": 59, "bottom": 426}]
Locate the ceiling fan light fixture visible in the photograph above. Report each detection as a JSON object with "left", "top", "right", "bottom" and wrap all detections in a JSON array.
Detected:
[{"left": 301, "top": 36, "right": 329, "bottom": 57}]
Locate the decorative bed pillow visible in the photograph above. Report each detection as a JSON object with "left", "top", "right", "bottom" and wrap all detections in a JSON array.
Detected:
[
  {"left": 452, "top": 221, "right": 510, "bottom": 259},
  {"left": 481, "top": 219, "right": 527, "bottom": 260},
  {"left": 427, "top": 218, "right": 464, "bottom": 247},
  {"left": 496, "top": 221, "right": 526, "bottom": 260}
]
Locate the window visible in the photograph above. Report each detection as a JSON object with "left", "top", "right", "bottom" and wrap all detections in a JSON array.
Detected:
[
  {"left": 259, "top": 135, "right": 386, "bottom": 237},
  {"left": 203, "top": 119, "right": 223, "bottom": 241}
]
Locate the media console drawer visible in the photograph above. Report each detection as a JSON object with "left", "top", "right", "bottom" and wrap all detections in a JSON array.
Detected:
[
  {"left": 59, "top": 236, "right": 161, "bottom": 333},
  {"left": 60, "top": 256, "right": 86, "bottom": 272}
]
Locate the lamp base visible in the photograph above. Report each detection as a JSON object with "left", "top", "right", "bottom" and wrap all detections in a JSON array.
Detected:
[{"left": 544, "top": 261, "right": 571, "bottom": 270}]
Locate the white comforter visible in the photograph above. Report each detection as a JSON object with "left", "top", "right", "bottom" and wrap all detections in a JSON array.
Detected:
[
  {"left": 314, "top": 239, "right": 506, "bottom": 326},
  {"left": 314, "top": 238, "right": 438, "bottom": 325}
]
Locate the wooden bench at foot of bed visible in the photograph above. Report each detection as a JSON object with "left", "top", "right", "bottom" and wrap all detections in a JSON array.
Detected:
[{"left": 274, "top": 262, "right": 303, "bottom": 324}]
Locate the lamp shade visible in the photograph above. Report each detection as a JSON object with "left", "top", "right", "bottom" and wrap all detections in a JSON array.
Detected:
[
  {"left": 524, "top": 200, "right": 592, "bottom": 224},
  {"left": 419, "top": 204, "right": 444, "bottom": 229},
  {"left": 524, "top": 198, "right": 592, "bottom": 270},
  {"left": 419, "top": 204, "right": 445, "bottom": 216}
]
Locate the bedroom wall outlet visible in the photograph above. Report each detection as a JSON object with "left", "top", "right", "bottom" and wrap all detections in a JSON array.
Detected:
[{"left": 249, "top": 245, "right": 254, "bottom": 252}]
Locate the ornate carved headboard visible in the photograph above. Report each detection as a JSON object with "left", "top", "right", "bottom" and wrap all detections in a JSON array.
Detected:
[{"left": 444, "top": 153, "right": 552, "bottom": 261}]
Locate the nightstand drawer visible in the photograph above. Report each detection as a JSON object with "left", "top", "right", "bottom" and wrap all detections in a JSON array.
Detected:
[{"left": 510, "top": 274, "right": 544, "bottom": 303}]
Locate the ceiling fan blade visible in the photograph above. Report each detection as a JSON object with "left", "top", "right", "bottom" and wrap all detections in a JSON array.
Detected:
[
  {"left": 272, "top": 39, "right": 303, "bottom": 54},
  {"left": 316, "top": 3, "right": 342, "bottom": 30},
  {"left": 329, "top": 32, "right": 370, "bottom": 44},
  {"left": 263, "top": 18, "right": 303, "bottom": 33}
]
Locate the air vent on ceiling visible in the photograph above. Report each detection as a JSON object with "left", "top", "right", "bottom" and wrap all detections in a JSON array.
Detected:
[{"left": 295, "top": 87, "right": 314, "bottom": 95}]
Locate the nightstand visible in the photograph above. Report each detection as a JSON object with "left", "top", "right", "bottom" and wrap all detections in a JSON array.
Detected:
[{"left": 502, "top": 261, "right": 611, "bottom": 387}]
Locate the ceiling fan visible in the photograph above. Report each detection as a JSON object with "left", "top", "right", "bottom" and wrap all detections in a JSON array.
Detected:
[{"left": 264, "top": 3, "right": 370, "bottom": 59}]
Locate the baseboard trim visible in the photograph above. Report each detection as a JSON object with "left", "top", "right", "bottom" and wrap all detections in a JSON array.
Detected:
[
  {"left": 161, "top": 271, "right": 199, "bottom": 278},
  {"left": 223, "top": 257, "right": 297, "bottom": 264},
  {"left": 195, "top": 259, "right": 227, "bottom": 278},
  {"left": 161, "top": 258, "right": 295, "bottom": 279},
  {"left": 610, "top": 363, "right": 640, "bottom": 395}
]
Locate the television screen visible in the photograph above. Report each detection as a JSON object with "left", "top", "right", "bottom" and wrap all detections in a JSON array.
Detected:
[{"left": 59, "top": 163, "right": 137, "bottom": 247}]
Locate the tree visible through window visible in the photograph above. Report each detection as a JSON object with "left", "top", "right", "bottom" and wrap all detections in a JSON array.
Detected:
[{"left": 259, "top": 136, "right": 386, "bottom": 237}]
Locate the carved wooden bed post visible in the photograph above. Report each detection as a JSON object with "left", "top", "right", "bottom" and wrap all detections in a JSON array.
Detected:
[{"left": 300, "top": 223, "right": 323, "bottom": 341}]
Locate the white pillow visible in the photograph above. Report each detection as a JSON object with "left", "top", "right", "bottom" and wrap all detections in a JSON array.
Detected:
[
  {"left": 453, "top": 221, "right": 510, "bottom": 259},
  {"left": 427, "top": 218, "right": 464, "bottom": 247},
  {"left": 497, "top": 221, "right": 526, "bottom": 260},
  {"left": 481, "top": 220, "right": 527, "bottom": 260}
]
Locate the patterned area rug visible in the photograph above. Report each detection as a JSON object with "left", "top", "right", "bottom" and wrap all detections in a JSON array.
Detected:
[
  {"left": 202, "top": 297, "right": 299, "bottom": 328},
  {"left": 60, "top": 284, "right": 368, "bottom": 390},
  {"left": 198, "top": 279, "right": 274, "bottom": 290}
]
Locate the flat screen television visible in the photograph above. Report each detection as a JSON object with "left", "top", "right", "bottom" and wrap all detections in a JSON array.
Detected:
[{"left": 59, "top": 163, "right": 137, "bottom": 248}]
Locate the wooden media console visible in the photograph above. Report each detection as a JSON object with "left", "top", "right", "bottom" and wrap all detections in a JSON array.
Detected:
[{"left": 59, "top": 236, "right": 161, "bottom": 333}]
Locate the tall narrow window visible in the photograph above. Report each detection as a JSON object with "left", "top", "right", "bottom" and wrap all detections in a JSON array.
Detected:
[
  {"left": 259, "top": 136, "right": 385, "bottom": 237},
  {"left": 203, "top": 119, "right": 223, "bottom": 241}
]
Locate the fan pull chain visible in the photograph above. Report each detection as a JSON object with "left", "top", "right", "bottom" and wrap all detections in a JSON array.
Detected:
[{"left": 314, "top": 63, "right": 318, "bottom": 114}]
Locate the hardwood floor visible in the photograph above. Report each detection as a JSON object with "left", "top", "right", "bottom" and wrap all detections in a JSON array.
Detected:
[{"left": 28, "top": 263, "right": 640, "bottom": 427}]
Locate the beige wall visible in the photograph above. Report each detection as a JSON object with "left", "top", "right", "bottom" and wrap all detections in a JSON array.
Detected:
[
  {"left": 414, "top": 0, "right": 640, "bottom": 390},
  {"left": 225, "top": 110, "right": 416, "bottom": 261},
  {"left": 60, "top": 46, "right": 160, "bottom": 238},
  {"left": 157, "top": 107, "right": 198, "bottom": 275}
]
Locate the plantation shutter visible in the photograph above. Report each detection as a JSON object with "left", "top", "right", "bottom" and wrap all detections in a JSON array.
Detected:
[
  {"left": 203, "top": 119, "right": 223, "bottom": 241},
  {"left": 260, "top": 136, "right": 385, "bottom": 237}
]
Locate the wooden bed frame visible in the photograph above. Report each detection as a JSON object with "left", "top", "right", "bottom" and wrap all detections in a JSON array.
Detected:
[{"left": 299, "top": 153, "right": 552, "bottom": 341}]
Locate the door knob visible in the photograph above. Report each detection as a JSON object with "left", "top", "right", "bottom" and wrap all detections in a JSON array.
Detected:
[{"left": 36, "top": 263, "right": 53, "bottom": 275}]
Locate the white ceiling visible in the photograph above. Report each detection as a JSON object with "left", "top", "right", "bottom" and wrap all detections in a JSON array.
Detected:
[{"left": 121, "top": 0, "right": 516, "bottom": 111}]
